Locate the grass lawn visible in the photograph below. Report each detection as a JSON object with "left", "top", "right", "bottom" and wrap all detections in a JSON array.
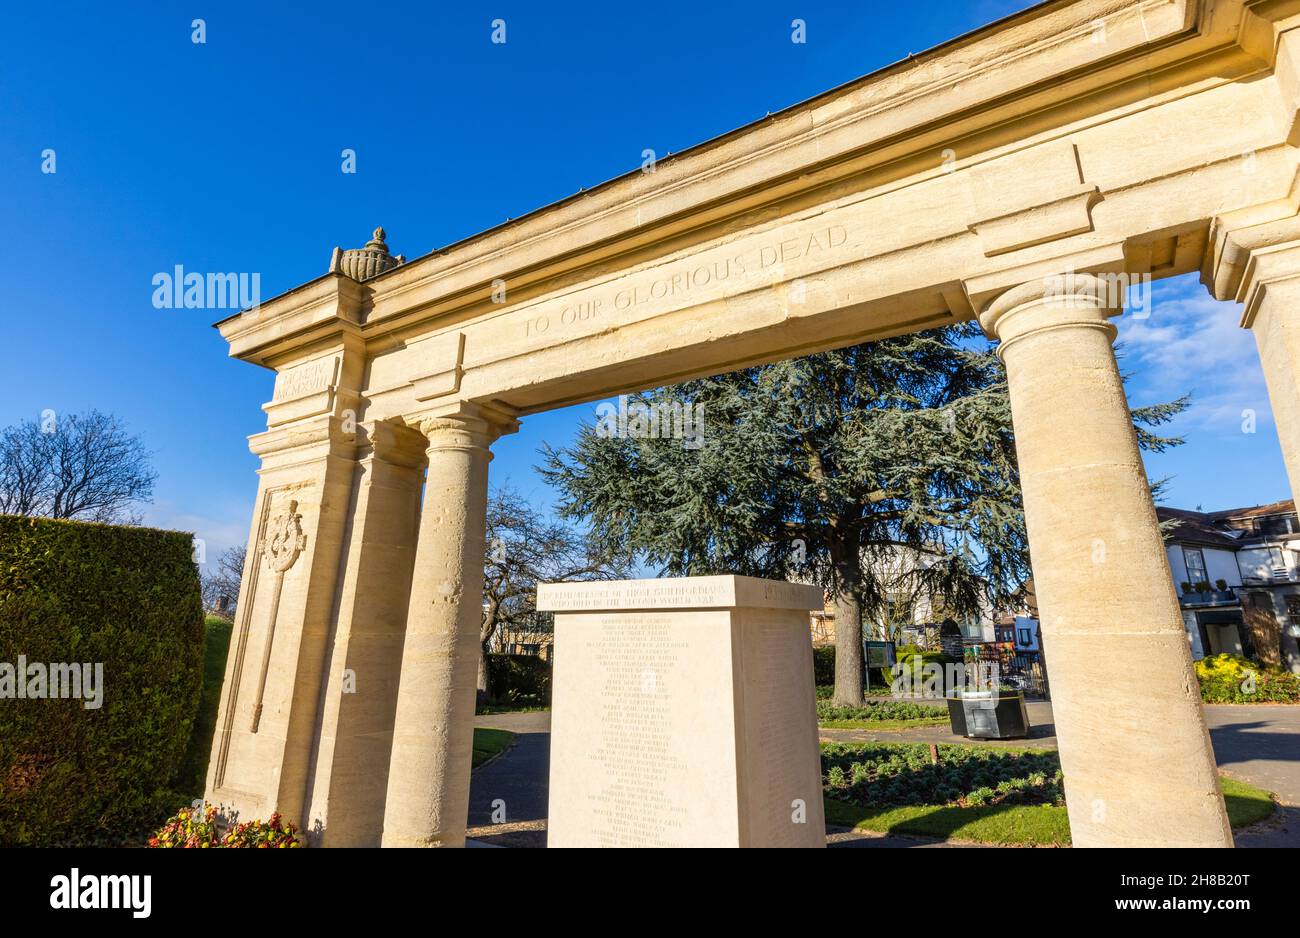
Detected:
[
  {"left": 472, "top": 728, "right": 515, "bottom": 767},
  {"left": 825, "top": 795, "right": 1069, "bottom": 845},
  {"left": 1220, "top": 775, "right": 1276, "bottom": 828},
  {"left": 173, "top": 615, "right": 234, "bottom": 798},
  {"left": 820, "top": 716, "right": 950, "bottom": 731},
  {"left": 823, "top": 742, "right": 1277, "bottom": 845}
]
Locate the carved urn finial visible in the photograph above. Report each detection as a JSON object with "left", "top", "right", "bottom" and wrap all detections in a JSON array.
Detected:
[{"left": 330, "top": 226, "right": 406, "bottom": 281}]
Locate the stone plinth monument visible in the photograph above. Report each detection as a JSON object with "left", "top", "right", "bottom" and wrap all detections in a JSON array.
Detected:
[{"left": 537, "top": 576, "right": 826, "bottom": 848}]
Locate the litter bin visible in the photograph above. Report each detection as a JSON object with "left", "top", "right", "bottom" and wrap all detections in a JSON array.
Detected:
[{"left": 946, "top": 690, "right": 1030, "bottom": 739}]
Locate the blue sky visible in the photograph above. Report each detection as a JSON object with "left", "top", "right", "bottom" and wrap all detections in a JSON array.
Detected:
[{"left": 0, "top": 1, "right": 1290, "bottom": 568}]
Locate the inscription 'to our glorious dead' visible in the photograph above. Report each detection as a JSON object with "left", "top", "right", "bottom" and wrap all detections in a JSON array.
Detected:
[{"left": 522, "top": 224, "right": 848, "bottom": 338}]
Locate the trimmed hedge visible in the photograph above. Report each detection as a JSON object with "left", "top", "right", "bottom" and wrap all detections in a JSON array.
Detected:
[
  {"left": 816, "top": 698, "right": 947, "bottom": 723},
  {"left": 813, "top": 645, "right": 835, "bottom": 685},
  {"left": 0, "top": 515, "right": 204, "bottom": 846},
  {"left": 485, "top": 653, "right": 551, "bottom": 706}
]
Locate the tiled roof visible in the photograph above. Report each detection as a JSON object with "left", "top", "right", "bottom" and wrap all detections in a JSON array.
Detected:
[
  {"left": 1207, "top": 499, "right": 1296, "bottom": 522},
  {"left": 1156, "top": 500, "right": 1297, "bottom": 547},
  {"left": 1156, "top": 507, "right": 1248, "bottom": 548}
]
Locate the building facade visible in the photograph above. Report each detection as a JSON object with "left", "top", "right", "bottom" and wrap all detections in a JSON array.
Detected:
[{"left": 1160, "top": 500, "right": 1300, "bottom": 672}]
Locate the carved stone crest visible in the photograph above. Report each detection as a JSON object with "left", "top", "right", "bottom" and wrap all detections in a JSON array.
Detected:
[{"left": 264, "top": 499, "right": 307, "bottom": 573}]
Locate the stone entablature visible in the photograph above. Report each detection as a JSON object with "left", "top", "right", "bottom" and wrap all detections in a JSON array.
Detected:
[{"left": 218, "top": 1, "right": 1297, "bottom": 422}]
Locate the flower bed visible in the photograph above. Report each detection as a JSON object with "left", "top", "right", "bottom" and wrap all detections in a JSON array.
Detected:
[
  {"left": 823, "top": 742, "right": 1063, "bottom": 810},
  {"left": 149, "top": 803, "right": 301, "bottom": 848}
]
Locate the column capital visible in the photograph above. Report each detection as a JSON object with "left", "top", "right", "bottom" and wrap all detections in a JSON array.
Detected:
[
  {"left": 359, "top": 420, "right": 428, "bottom": 470},
  {"left": 978, "top": 272, "right": 1122, "bottom": 358},
  {"left": 1204, "top": 212, "right": 1300, "bottom": 326},
  {"left": 1241, "top": 243, "right": 1300, "bottom": 329},
  {"left": 405, "top": 401, "right": 520, "bottom": 452}
]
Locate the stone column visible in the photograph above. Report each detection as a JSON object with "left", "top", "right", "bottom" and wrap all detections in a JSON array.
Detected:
[
  {"left": 1240, "top": 260, "right": 1300, "bottom": 503},
  {"left": 381, "top": 406, "right": 516, "bottom": 847},
  {"left": 980, "top": 273, "right": 1231, "bottom": 848}
]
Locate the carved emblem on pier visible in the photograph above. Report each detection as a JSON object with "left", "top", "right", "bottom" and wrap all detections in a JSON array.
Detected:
[{"left": 265, "top": 501, "right": 307, "bottom": 572}]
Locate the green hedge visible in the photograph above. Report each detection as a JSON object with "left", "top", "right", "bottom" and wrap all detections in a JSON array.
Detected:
[
  {"left": 813, "top": 645, "right": 835, "bottom": 685},
  {"left": 0, "top": 515, "right": 204, "bottom": 846},
  {"left": 485, "top": 653, "right": 552, "bottom": 706}
]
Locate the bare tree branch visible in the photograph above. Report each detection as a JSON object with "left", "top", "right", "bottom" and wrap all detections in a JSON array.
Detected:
[
  {"left": 478, "top": 485, "right": 632, "bottom": 698},
  {"left": 0, "top": 410, "right": 156, "bottom": 523}
]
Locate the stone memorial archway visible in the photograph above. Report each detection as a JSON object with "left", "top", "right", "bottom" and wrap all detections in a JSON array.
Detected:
[{"left": 208, "top": 0, "right": 1300, "bottom": 847}]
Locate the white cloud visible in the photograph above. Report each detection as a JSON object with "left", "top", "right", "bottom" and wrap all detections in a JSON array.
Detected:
[
  {"left": 143, "top": 501, "right": 251, "bottom": 570},
  {"left": 1116, "top": 275, "right": 1272, "bottom": 437}
]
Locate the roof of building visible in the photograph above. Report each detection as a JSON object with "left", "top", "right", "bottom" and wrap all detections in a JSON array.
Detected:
[
  {"left": 1157, "top": 500, "right": 1296, "bottom": 548},
  {"left": 1206, "top": 499, "right": 1296, "bottom": 522},
  {"left": 994, "top": 579, "right": 1037, "bottom": 623}
]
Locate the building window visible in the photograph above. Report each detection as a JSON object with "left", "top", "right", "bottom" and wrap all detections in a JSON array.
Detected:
[
  {"left": 1017, "top": 626, "right": 1033, "bottom": 646},
  {"left": 1259, "top": 514, "right": 1297, "bottom": 537},
  {"left": 1287, "top": 596, "right": 1300, "bottom": 631},
  {"left": 1183, "top": 548, "right": 1208, "bottom": 588}
]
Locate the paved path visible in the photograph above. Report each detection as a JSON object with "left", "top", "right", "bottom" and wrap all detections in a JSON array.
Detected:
[
  {"left": 1203, "top": 704, "right": 1300, "bottom": 848},
  {"left": 1204, "top": 704, "right": 1300, "bottom": 803},
  {"left": 467, "top": 712, "right": 551, "bottom": 848},
  {"left": 465, "top": 704, "right": 1300, "bottom": 847}
]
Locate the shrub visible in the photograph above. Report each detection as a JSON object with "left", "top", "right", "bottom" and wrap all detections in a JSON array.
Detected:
[
  {"left": 821, "top": 742, "right": 1066, "bottom": 810},
  {"left": 485, "top": 653, "right": 552, "bottom": 706},
  {"left": 0, "top": 515, "right": 204, "bottom": 846},
  {"left": 817, "top": 699, "right": 946, "bottom": 723},
  {"left": 810, "top": 644, "right": 893, "bottom": 690},
  {"left": 892, "top": 649, "right": 956, "bottom": 695},
  {"left": 149, "top": 802, "right": 301, "bottom": 848},
  {"left": 812, "top": 645, "right": 835, "bottom": 685},
  {"left": 1194, "top": 653, "right": 1300, "bottom": 704}
]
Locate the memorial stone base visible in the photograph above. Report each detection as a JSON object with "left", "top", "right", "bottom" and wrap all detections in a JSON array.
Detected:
[{"left": 537, "top": 576, "right": 826, "bottom": 848}]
